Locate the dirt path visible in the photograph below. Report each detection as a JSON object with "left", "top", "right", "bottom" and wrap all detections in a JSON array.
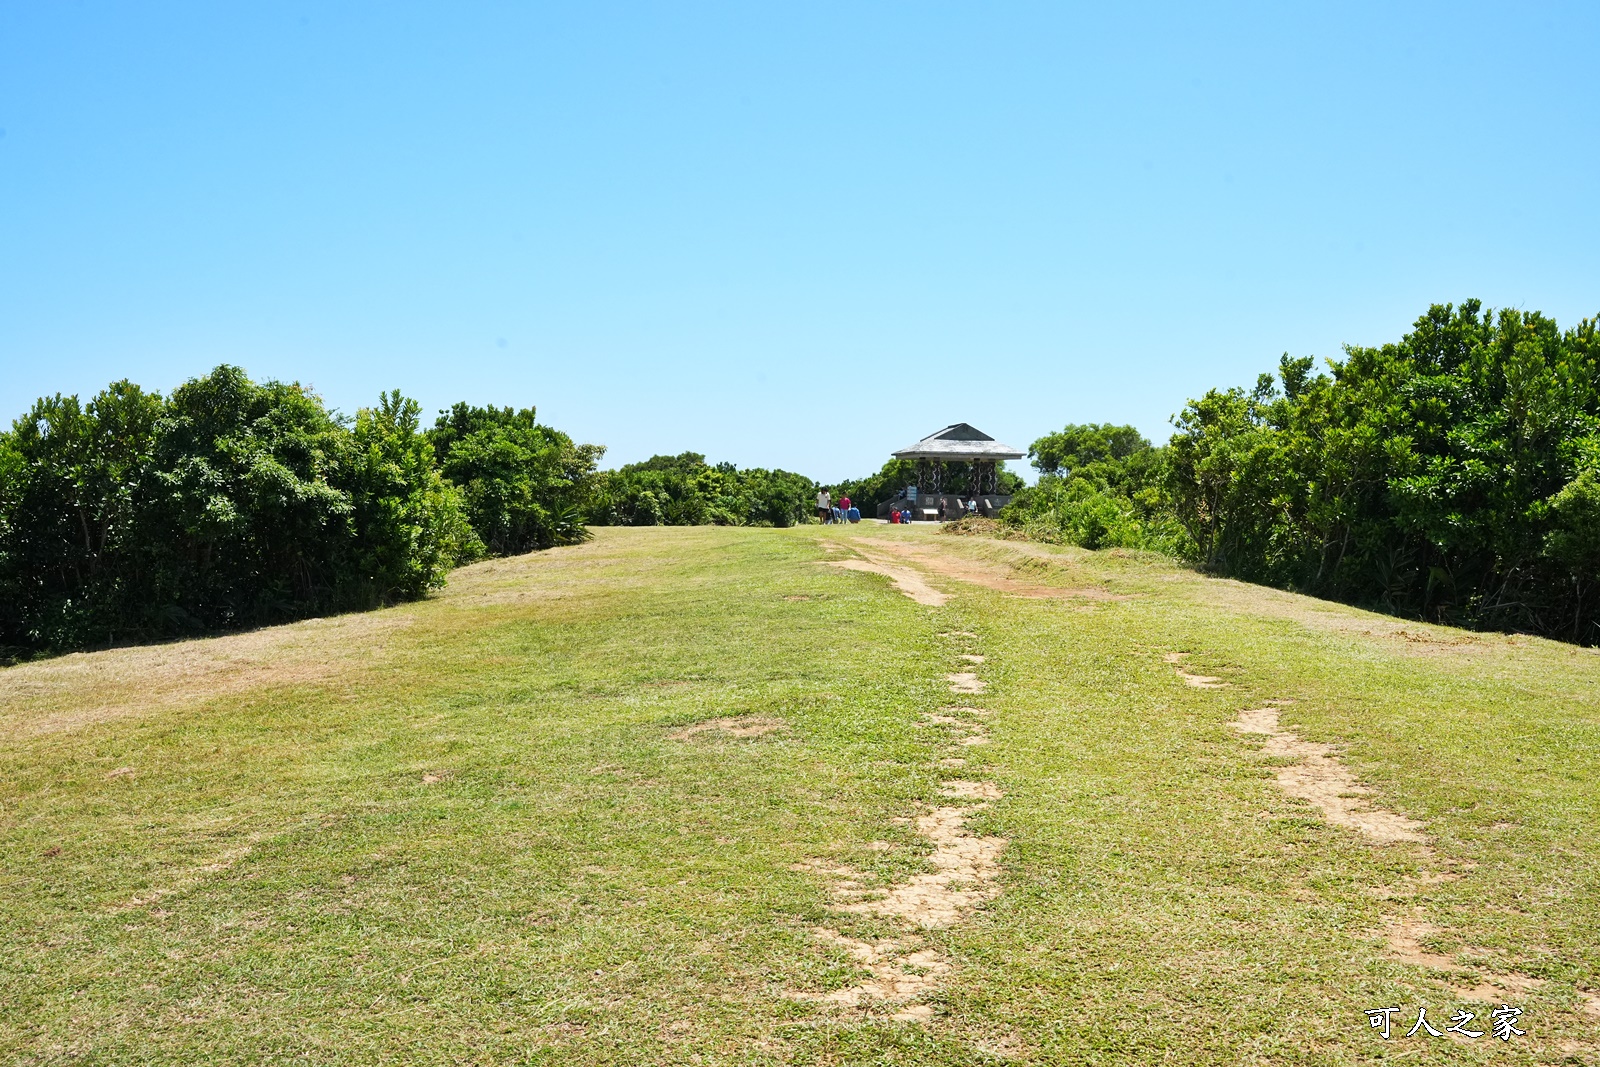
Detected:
[
  {"left": 1163, "top": 651, "right": 1227, "bottom": 689},
  {"left": 1229, "top": 702, "right": 1562, "bottom": 1012},
  {"left": 864, "top": 538, "right": 1125, "bottom": 601},
  {"left": 791, "top": 624, "right": 1005, "bottom": 1022},
  {"left": 823, "top": 556, "right": 950, "bottom": 606},
  {"left": 1232, "top": 705, "right": 1423, "bottom": 843}
]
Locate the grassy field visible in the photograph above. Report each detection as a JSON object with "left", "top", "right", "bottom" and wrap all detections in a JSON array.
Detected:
[{"left": 3, "top": 523, "right": 1598, "bottom": 1065}]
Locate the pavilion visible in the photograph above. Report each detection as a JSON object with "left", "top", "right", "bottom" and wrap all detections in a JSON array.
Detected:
[{"left": 883, "top": 423, "right": 1025, "bottom": 520}]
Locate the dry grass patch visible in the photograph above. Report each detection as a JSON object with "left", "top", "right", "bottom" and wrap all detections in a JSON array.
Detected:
[
  {"left": 0, "top": 611, "right": 413, "bottom": 737},
  {"left": 666, "top": 716, "right": 787, "bottom": 740}
]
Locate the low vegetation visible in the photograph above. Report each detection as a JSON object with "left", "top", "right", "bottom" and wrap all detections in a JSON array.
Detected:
[
  {"left": 998, "top": 300, "right": 1600, "bottom": 645},
  {"left": 586, "top": 451, "right": 818, "bottom": 528},
  {"left": 3, "top": 524, "right": 1596, "bottom": 1063},
  {"left": 6, "top": 297, "right": 1597, "bottom": 662}
]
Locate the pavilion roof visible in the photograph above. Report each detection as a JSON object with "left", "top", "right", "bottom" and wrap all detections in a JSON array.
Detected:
[{"left": 892, "top": 423, "right": 1025, "bottom": 461}]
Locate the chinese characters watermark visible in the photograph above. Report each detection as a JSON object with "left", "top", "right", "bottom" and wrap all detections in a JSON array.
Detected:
[{"left": 1366, "top": 1004, "right": 1524, "bottom": 1041}]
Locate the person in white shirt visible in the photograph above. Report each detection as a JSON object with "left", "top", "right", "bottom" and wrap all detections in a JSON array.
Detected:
[{"left": 816, "top": 489, "right": 832, "bottom": 523}]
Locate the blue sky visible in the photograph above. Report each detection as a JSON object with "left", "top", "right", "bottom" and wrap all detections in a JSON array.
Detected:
[{"left": 3, "top": 3, "right": 1597, "bottom": 482}]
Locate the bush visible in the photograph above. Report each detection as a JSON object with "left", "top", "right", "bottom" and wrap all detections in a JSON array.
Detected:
[
  {"left": 587, "top": 453, "right": 817, "bottom": 528},
  {"left": 427, "top": 403, "right": 602, "bottom": 554},
  {"left": 0, "top": 366, "right": 593, "bottom": 656},
  {"left": 996, "top": 424, "right": 1189, "bottom": 554}
]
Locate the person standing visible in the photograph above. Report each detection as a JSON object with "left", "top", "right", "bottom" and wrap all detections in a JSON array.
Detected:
[{"left": 817, "top": 488, "right": 832, "bottom": 523}]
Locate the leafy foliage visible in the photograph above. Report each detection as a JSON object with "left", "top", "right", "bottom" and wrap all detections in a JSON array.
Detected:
[
  {"left": 1167, "top": 302, "right": 1600, "bottom": 642},
  {"left": 427, "top": 403, "right": 603, "bottom": 554},
  {"left": 830, "top": 459, "right": 921, "bottom": 515},
  {"left": 0, "top": 367, "right": 594, "bottom": 657},
  {"left": 588, "top": 453, "right": 818, "bottom": 527},
  {"left": 999, "top": 424, "right": 1186, "bottom": 552}
]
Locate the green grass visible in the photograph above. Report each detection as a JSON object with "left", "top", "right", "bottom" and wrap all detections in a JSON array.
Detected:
[{"left": 2, "top": 524, "right": 1597, "bottom": 1064}]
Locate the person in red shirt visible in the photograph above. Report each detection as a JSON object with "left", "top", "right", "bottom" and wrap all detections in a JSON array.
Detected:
[{"left": 839, "top": 495, "right": 851, "bottom": 512}]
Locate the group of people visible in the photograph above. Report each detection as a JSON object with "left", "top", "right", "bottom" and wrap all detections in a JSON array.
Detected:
[
  {"left": 888, "top": 497, "right": 980, "bottom": 523},
  {"left": 816, "top": 487, "right": 984, "bottom": 525},
  {"left": 816, "top": 490, "right": 860, "bottom": 524}
]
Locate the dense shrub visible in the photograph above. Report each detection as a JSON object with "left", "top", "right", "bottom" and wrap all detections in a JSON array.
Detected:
[
  {"left": 997, "top": 423, "right": 1188, "bottom": 552},
  {"left": 588, "top": 452, "right": 817, "bottom": 527},
  {"left": 998, "top": 303, "right": 1600, "bottom": 644},
  {"left": 1167, "top": 301, "right": 1600, "bottom": 642},
  {"left": 427, "top": 403, "right": 602, "bottom": 554},
  {"left": 0, "top": 366, "right": 594, "bottom": 657}
]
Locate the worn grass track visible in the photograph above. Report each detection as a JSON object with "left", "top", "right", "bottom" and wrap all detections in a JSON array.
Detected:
[{"left": 3, "top": 524, "right": 1597, "bottom": 1064}]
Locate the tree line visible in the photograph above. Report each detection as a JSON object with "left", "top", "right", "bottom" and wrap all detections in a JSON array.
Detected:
[
  {"left": 8, "top": 298, "right": 1597, "bottom": 655},
  {"left": 0, "top": 365, "right": 816, "bottom": 658},
  {"left": 1000, "top": 300, "right": 1600, "bottom": 645}
]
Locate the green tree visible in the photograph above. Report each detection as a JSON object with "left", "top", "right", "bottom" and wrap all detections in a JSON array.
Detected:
[
  {"left": 999, "top": 424, "right": 1183, "bottom": 552},
  {"left": 343, "top": 390, "right": 481, "bottom": 603},
  {"left": 589, "top": 453, "right": 818, "bottom": 527},
  {"left": 0, "top": 383, "right": 163, "bottom": 648},
  {"left": 428, "top": 404, "right": 603, "bottom": 554}
]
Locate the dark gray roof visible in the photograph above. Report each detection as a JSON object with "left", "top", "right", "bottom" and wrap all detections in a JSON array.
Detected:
[{"left": 892, "top": 423, "right": 1025, "bottom": 461}]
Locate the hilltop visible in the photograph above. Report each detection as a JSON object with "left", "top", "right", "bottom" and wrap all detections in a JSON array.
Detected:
[{"left": 3, "top": 524, "right": 1597, "bottom": 1064}]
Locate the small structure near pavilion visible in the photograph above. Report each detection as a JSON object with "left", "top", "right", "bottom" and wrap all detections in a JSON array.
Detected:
[{"left": 882, "top": 423, "right": 1025, "bottom": 520}]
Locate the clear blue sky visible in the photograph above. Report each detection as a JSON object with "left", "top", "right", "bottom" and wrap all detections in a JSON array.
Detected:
[{"left": 3, "top": 3, "right": 1597, "bottom": 482}]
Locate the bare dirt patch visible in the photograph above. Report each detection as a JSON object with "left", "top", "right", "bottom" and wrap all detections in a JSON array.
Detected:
[
  {"left": 791, "top": 785, "right": 1006, "bottom": 1019},
  {"left": 946, "top": 673, "right": 986, "bottom": 694},
  {"left": 940, "top": 780, "right": 1002, "bottom": 800},
  {"left": 1163, "top": 652, "right": 1226, "bottom": 689},
  {"left": 667, "top": 716, "right": 787, "bottom": 740},
  {"left": 790, "top": 927, "right": 950, "bottom": 1022},
  {"left": 1233, "top": 707, "right": 1425, "bottom": 844},
  {"left": 866, "top": 540, "right": 1126, "bottom": 601},
  {"left": 1384, "top": 920, "right": 1546, "bottom": 1001},
  {"left": 823, "top": 558, "right": 949, "bottom": 607},
  {"left": 1385, "top": 919, "right": 1458, "bottom": 970},
  {"left": 960, "top": 654, "right": 985, "bottom": 664},
  {"left": 838, "top": 804, "right": 1006, "bottom": 928}
]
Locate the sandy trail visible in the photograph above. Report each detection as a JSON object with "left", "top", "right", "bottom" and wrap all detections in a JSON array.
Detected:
[
  {"left": 793, "top": 928, "right": 952, "bottom": 1021},
  {"left": 946, "top": 673, "right": 986, "bottom": 694},
  {"left": 866, "top": 538, "right": 1127, "bottom": 600},
  {"left": 1384, "top": 919, "right": 1547, "bottom": 1002},
  {"left": 792, "top": 629, "right": 1004, "bottom": 1022},
  {"left": 823, "top": 557, "right": 949, "bottom": 606},
  {"left": 1233, "top": 706, "right": 1424, "bottom": 843}
]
